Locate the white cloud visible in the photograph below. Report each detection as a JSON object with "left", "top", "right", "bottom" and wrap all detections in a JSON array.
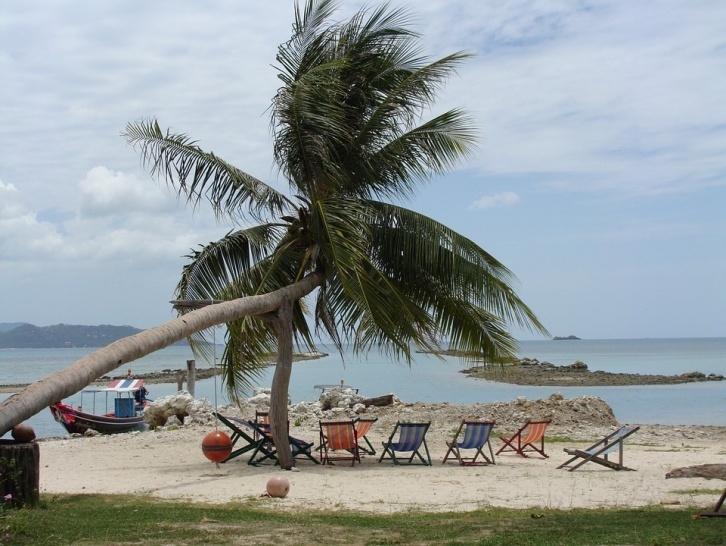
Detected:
[
  {"left": 469, "top": 191, "right": 520, "bottom": 210},
  {"left": 0, "top": 1, "right": 724, "bottom": 336},
  {"left": 78, "top": 166, "right": 176, "bottom": 217},
  {"left": 0, "top": 180, "right": 64, "bottom": 260}
]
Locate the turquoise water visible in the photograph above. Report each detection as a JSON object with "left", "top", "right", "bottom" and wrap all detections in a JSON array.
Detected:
[{"left": 1, "top": 338, "right": 724, "bottom": 438}]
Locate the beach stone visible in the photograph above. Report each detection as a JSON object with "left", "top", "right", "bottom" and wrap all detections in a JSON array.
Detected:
[
  {"left": 144, "top": 391, "right": 212, "bottom": 427},
  {"left": 319, "top": 387, "right": 364, "bottom": 410},
  {"left": 164, "top": 415, "right": 183, "bottom": 427},
  {"left": 253, "top": 388, "right": 271, "bottom": 397}
]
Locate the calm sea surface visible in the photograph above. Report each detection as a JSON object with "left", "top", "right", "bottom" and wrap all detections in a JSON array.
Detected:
[{"left": 1, "top": 337, "right": 724, "bottom": 439}]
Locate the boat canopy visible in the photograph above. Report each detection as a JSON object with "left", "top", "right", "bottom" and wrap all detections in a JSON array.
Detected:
[
  {"left": 104, "top": 378, "right": 145, "bottom": 393},
  {"left": 81, "top": 378, "right": 145, "bottom": 394}
]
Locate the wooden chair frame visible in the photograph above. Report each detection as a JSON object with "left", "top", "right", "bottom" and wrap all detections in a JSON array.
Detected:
[
  {"left": 496, "top": 420, "right": 551, "bottom": 458},
  {"left": 557, "top": 426, "right": 640, "bottom": 471}
]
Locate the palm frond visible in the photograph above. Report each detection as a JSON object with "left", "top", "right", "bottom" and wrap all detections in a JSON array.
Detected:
[
  {"left": 366, "top": 201, "right": 549, "bottom": 352},
  {"left": 122, "top": 119, "right": 293, "bottom": 221}
]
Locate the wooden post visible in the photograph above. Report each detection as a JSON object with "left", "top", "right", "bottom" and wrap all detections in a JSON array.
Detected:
[
  {"left": 176, "top": 371, "right": 184, "bottom": 392},
  {"left": 0, "top": 440, "right": 40, "bottom": 508},
  {"left": 186, "top": 359, "right": 196, "bottom": 396}
]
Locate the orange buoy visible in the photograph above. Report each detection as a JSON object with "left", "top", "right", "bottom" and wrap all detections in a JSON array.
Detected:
[
  {"left": 201, "top": 430, "right": 232, "bottom": 463},
  {"left": 266, "top": 475, "right": 290, "bottom": 498}
]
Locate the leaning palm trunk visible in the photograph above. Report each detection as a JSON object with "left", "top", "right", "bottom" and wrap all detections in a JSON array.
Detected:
[{"left": 0, "top": 272, "right": 324, "bottom": 458}]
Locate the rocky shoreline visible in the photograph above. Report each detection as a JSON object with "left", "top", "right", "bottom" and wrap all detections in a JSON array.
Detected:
[
  {"left": 0, "top": 351, "right": 328, "bottom": 394},
  {"left": 462, "top": 358, "right": 726, "bottom": 387}
]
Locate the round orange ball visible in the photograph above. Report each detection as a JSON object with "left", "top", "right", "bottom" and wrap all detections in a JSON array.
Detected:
[
  {"left": 266, "top": 475, "right": 290, "bottom": 498},
  {"left": 201, "top": 430, "right": 233, "bottom": 463}
]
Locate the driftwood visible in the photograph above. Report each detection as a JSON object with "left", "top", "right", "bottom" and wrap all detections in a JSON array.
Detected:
[
  {"left": 360, "top": 394, "right": 394, "bottom": 407},
  {"left": 666, "top": 464, "right": 726, "bottom": 480},
  {"left": 666, "top": 464, "right": 726, "bottom": 517}
]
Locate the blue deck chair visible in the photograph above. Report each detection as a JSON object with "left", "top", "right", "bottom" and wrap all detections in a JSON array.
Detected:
[
  {"left": 378, "top": 422, "right": 431, "bottom": 465},
  {"left": 558, "top": 426, "right": 640, "bottom": 471},
  {"left": 442, "top": 420, "right": 496, "bottom": 466}
]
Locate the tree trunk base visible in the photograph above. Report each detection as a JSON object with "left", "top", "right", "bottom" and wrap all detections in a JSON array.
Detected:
[{"left": 0, "top": 440, "right": 40, "bottom": 508}]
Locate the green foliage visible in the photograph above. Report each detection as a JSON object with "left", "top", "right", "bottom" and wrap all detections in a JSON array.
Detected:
[
  {"left": 2, "top": 494, "right": 725, "bottom": 545},
  {"left": 122, "top": 0, "right": 548, "bottom": 402}
]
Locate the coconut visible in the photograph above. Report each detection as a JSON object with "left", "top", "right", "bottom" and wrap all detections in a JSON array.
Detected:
[{"left": 11, "top": 423, "right": 36, "bottom": 443}]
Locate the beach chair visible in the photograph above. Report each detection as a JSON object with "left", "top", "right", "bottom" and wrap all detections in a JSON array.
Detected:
[
  {"left": 496, "top": 420, "right": 551, "bottom": 458},
  {"left": 442, "top": 420, "right": 496, "bottom": 466},
  {"left": 702, "top": 488, "right": 726, "bottom": 517},
  {"left": 212, "top": 412, "right": 275, "bottom": 464},
  {"left": 557, "top": 426, "right": 640, "bottom": 471},
  {"left": 254, "top": 409, "right": 271, "bottom": 441},
  {"left": 354, "top": 417, "right": 378, "bottom": 455},
  {"left": 318, "top": 420, "right": 360, "bottom": 466},
  {"left": 214, "top": 412, "right": 318, "bottom": 466},
  {"left": 378, "top": 422, "right": 432, "bottom": 465}
]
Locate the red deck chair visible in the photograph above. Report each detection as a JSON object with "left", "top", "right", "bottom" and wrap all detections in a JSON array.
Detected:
[
  {"left": 496, "top": 420, "right": 551, "bottom": 458},
  {"left": 319, "top": 420, "right": 360, "bottom": 466},
  {"left": 353, "top": 417, "right": 378, "bottom": 455}
]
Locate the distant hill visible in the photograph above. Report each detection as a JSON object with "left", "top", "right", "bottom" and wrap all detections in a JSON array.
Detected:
[
  {"left": 0, "top": 322, "right": 28, "bottom": 334},
  {"left": 0, "top": 323, "right": 144, "bottom": 348}
]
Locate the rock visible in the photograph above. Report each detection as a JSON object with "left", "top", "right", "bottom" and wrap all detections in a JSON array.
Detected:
[
  {"left": 164, "top": 415, "right": 183, "bottom": 427},
  {"left": 144, "top": 391, "right": 212, "bottom": 427},
  {"left": 319, "top": 387, "right": 364, "bottom": 410}
]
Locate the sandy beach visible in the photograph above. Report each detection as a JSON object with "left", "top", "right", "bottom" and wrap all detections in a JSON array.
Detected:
[{"left": 36, "top": 400, "right": 726, "bottom": 514}]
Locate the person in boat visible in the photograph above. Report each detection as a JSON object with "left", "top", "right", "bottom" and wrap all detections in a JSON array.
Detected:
[{"left": 134, "top": 386, "right": 150, "bottom": 409}]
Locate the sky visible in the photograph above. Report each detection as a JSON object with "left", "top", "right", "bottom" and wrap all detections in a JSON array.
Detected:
[{"left": 1, "top": 1, "right": 725, "bottom": 341}]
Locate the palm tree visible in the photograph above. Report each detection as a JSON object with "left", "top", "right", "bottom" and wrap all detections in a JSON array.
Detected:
[{"left": 0, "top": 0, "right": 547, "bottom": 466}]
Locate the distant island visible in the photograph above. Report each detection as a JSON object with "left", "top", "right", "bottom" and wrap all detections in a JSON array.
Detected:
[
  {"left": 0, "top": 323, "right": 149, "bottom": 348},
  {"left": 553, "top": 335, "right": 581, "bottom": 340}
]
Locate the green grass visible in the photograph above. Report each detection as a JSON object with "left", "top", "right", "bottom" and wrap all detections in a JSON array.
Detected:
[
  {"left": 1, "top": 494, "right": 724, "bottom": 545},
  {"left": 671, "top": 488, "right": 724, "bottom": 495}
]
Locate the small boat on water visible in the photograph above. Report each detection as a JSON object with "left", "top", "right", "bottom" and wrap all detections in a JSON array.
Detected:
[{"left": 49, "top": 378, "right": 151, "bottom": 435}]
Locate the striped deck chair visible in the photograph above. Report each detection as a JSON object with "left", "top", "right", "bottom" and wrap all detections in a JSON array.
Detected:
[
  {"left": 354, "top": 417, "right": 378, "bottom": 455},
  {"left": 254, "top": 410, "right": 271, "bottom": 441},
  {"left": 558, "top": 426, "right": 640, "bottom": 471},
  {"left": 442, "top": 420, "right": 496, "bottom": 466},
  {"left": 378, "top": 422, "right": 432, "bottom": 465},
  {"left": 215, "top": 412, "right": 318, "bottom": 466},
  {"left": 212, "top": 412, "right": 275, "bottom": 465},
  {"left": 319, "top": 420, "right": 360, "bottom": 466},
  {"left": 496, "top": 420, "right": 551, "bottom": 458}
]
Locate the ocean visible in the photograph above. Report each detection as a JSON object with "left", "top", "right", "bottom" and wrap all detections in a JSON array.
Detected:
[{"left": 1, "top": 337, "right": 724, "bottom": 439}]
